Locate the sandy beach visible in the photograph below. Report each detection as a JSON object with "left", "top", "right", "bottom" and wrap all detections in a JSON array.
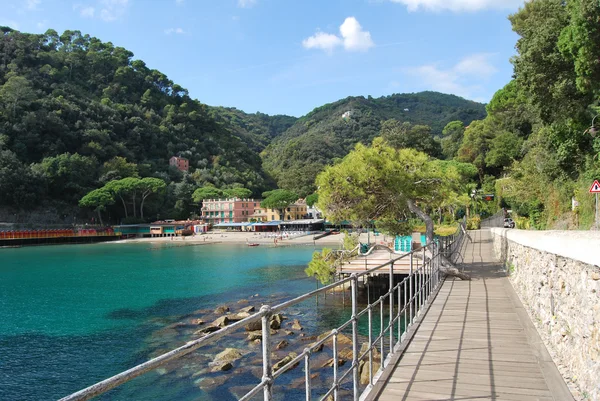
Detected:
[{"left": 115, "top": 230, "right": 384, "bottom": 248}]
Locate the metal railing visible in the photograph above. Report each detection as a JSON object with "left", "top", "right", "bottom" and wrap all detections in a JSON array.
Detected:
[{"left": 60, "top": 222, "right": 467, "bottom": 401}]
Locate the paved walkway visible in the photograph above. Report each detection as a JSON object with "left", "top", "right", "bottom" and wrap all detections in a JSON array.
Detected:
[{"left": 372, "top": 229, "right": 574, "bottom": 401}]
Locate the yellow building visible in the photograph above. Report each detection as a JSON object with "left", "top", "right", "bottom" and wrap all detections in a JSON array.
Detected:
[{"left": 249, "top": 200, "right": 308, "bottom": 222}]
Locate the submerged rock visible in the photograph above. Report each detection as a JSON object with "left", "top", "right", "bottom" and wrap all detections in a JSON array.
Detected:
[
  {"left": 213, "top": 348, "right": 243, "bottom": 365},
  {"left": 195, "top": 375, "right": 228, "bottom": 391},
  {"left": 273, "top": 352, "right": 299, "bottom": 373},
  {"left": 212, "top": 316, "right": 230, "bottom": 327},
  {"left": 246, "top": 331, "right": 262, "bottom": 341},
  {"left": 214, "top": 305, "right": 230, "bottom": 314},
  {"left": 290, "top": 319, "right": 303, "bottom": 331},
  {"left": 194, "top": 325, "right": 219, "bottom": 335},
  {"left": 238, "top": 305, "right": 255, "bottom": 313},
  {"left": 244, "top": 320, "right": 262, "bottom": 331}
]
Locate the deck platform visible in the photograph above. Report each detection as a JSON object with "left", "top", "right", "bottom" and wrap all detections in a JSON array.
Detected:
[
  {"left": 371, "top": 229, "right": 574, "bottom": 401},
  {"left": 338, "top": 249, "right": 421, "bottom": 275}
]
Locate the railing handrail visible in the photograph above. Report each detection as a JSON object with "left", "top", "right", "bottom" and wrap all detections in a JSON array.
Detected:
[{"left": 59, "top": 222, "right": 467, "bottom": 401}]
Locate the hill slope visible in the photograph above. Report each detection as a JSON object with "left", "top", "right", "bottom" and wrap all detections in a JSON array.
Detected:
[
  {"left": 0, "top": 28, "right": 274, "bottom": 214},
  {"left": 262, "top": 92, "right": 487, "bottom": 196}
]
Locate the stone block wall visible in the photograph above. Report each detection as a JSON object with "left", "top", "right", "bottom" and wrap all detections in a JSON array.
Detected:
[{"left": 490, "top": 228, "right": 600, "bottom": 401}]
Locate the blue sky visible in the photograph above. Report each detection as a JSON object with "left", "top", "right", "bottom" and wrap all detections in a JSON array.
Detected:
[{"left": 1, "top": 0, "right": 525, "bottom": 117}]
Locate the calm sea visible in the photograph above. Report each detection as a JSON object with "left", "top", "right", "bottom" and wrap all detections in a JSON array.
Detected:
[{"left": 0, "top": 242, "right": 344, "bottom": 401}]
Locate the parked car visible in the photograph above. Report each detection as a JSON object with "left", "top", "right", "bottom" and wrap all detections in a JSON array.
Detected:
[{"left": 503, "top": 218, "right": 516, "bottom": 228}]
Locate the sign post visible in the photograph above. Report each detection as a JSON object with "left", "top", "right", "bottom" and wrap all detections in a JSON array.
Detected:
[{"left": 589, "top": 180, "right": 600, "bottom": 229}]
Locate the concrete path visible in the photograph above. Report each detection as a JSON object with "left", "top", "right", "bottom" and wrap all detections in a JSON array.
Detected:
[{"left": 372, "top": 229, "right": 574, "bottom": 401}]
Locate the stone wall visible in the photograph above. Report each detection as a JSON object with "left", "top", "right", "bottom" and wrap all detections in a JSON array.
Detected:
[{"left": 490, "top": 228, "right": 600, "bottom": 401}]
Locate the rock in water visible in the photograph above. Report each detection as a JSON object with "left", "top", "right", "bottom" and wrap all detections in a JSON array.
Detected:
[
  {"left": 212, "top": 316, "right": 230, "bottom": 327},
  {"left": 273, "top": 352, "right": 299, "bottom": 372},
  {"left": 212, "top": 348, "right": 243, "bottom": 366},
  {"left": 214, "top": 305, "right": 230, "bottom": 314}
]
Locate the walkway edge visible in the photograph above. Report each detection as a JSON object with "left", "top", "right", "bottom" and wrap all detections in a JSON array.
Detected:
[
  {"left": 502, "top": 274, "right": 575, "bottom": 401},
  {"left": 362, "top": 276, "right": 448, "bottom": 401}
]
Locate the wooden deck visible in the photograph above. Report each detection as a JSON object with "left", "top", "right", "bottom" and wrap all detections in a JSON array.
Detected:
[
  {"left": 371, "top": 229, "right": 574, "bottom": 401},
  {"left": 338, "top": 249, "right": 420, "bottom": 275}
]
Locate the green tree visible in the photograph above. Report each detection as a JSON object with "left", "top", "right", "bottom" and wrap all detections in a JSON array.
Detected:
[
  {"left": 456, "top": 120, "right": 495, "bottom": 181},
  {"left": 222, "top": 187, "right": 252, "bottom": 198},
  {"left": 79, "top": 188, "right": 114, "bottom": 226},
  {"left": 261, "top": 189, "right": 299, "bottom": 220},
  {"left": 0, "top": 76, "right": 35, "bottom": 116},
  {"left": 485, "top": 131, "right": 523, "bottom": 169},
  {"left": 100, "top": 156, "right": 139, "bottom": 183},
  {"left": 380, "top": 120, "right": 440, "bottom": 156},
  {"left": 192, "top": 186, "right": 224, "bottom": 203},
  {"left": 305, "top": 193, "right": 319, "bottom": 207},
  {"left": 558, "top": 0, "right": 600, "bottom": 95},
  {"left": 316, "top": 138, "right": 469, "bottom": 278},
  {"left": 105, "top": 177, "right": 139, "bottom": 219},
  {"left": 441, "top": 121, "right": 465, "bottom": 160},
  {"left": 509, "top": 0, "right": 588, "bottom": 122},
  {"left": 304, "top": 248, "right": 335, "bottom": 285},
  {"left": 138, "top": 177, "right": 166, "bottom": 220}
]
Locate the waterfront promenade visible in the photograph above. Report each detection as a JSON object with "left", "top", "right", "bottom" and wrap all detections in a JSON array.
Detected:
[{"left": 370, "top": 229, "right": 574, "bottom": 401}]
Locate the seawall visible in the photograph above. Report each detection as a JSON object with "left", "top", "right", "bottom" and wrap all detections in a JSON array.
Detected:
[{"left": 489, "top": 228, "right": 600, "bottom": 401}]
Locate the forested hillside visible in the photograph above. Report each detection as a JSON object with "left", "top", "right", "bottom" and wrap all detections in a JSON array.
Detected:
[
  {"left": 452, "top": 0, "right": 600, "bottom": 229},
  {"left": 209, "top": 107, "right": 297, "bottom": 152},
  {"left": 262, "top": 92, "right": 486, "bottom": 196},
  {"left": 0, "top": 27, "right": 278, "bottom": 221}
]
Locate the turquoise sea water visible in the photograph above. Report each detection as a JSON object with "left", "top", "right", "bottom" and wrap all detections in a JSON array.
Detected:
[{"left": 0, "top": 242, "right": 327, "bottom": 401}]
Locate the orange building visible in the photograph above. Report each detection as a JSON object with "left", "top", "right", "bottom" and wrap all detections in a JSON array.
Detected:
[{"left": 169, "top": 156, "right": 189, "bottom": 172}]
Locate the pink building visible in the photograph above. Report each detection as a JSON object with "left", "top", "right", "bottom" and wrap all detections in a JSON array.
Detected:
[
  {"left": 201, "top": 198, "right": 260, "bottom": 224},
  {"left": 169, "top": 156, "right": 189, "bottom": 172}
]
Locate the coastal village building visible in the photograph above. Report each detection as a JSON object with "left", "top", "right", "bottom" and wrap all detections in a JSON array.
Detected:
[
  {"left": 202, "top": 198, "right": 260, "bottom": 224},
  {"left": 264, "top": 200, "right": 308, "bottom": 221},
  {"left": 247, "top": 199, "right": 308, "bottom": 222},
  {"left": 169, "top": 156, "right": 189, "bottom": 172}
]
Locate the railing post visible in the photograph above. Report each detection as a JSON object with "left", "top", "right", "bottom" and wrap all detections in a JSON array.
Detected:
[
  {"left": 351, "top": 274, "right": 359, "bottom": 401},
  {"left": 403, "top": 278, "right": 407, "bottom": 337},
  {"left": 305, "top": 349, "right": 311, "bottom": 401},
  {"left": 389, "top": 261, "right": 394, "bottom": 357},
  {"left": 379, "top": 297, "right": 384, "bottom": 368},
  {"left": 409, "top": 252, "right": 414, "bottom": 327},
  {"left": 397, "top": 279, "right": 402, "bottom": 344},
  {"left": 367, "top": 307, "right": 373, "bottom": 386},
  {"left": 261, "top": 305, "right": 273, "bottom": 401},
  {"left": 421, "top": 246, "right": 426, "bottom": 312},
  {"left": 333, "top": 330, "right": 339, "bottom": 400}
]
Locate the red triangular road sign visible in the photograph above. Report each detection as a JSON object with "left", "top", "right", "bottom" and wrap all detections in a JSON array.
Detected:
[{"left": 590, "top": 180, "right": 600, "bottom": 193}]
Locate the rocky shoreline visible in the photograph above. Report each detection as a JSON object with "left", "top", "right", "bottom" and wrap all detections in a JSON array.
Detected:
[{"left": 140, "top": 294, "right": 381, "bottom": 400}]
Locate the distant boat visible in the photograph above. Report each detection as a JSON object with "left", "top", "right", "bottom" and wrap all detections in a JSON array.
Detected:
[{"left": 247, "top": 243, "right": 260, "bottom": 247}]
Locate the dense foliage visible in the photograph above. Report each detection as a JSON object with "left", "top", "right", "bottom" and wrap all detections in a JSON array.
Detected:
[
  {"left": 0, "top": 27, "right": 272, "bottom": 221},
  {"left": 450, "top": 0, "right": 600, "bottom": 229},
  {"left": 262, "top": 92, "right": 486, "bottom": 196}
]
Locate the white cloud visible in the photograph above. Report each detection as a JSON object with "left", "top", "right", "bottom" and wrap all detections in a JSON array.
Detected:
[
  {"left": 164, "top": 27, "right": 185, "bottom": 35},
  {"left": 238, "top": 0, "right": 256, "bottom": 8},
  {"left": 403, "top": 53, "right": 497, "bottom": 99},
  {"left": 388, "top": 0, "right": 524, "bottom": 12},
  {"left": 73, "top": 0, "right": 128, "bottom": 21},
  {"left": 340, "top": 17, "right": 374, "bottom": 51},
  {"left": 80, "top": 6, "right": 95, "bottom": 18},
  {"left": 26, "top": 0, "right": 41, "bottom": 10},
  {"left": 302, "top": 32, "right": 342, "bottom": 53},
  {"left": 302, "top": 17, "right": 374, "bottom": 53},
  {"left": 454, "top": 53, "right": 497, "bottom": 78},
  {"left": 99, "top": 0, "right": 129, "bottom": 21}
]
